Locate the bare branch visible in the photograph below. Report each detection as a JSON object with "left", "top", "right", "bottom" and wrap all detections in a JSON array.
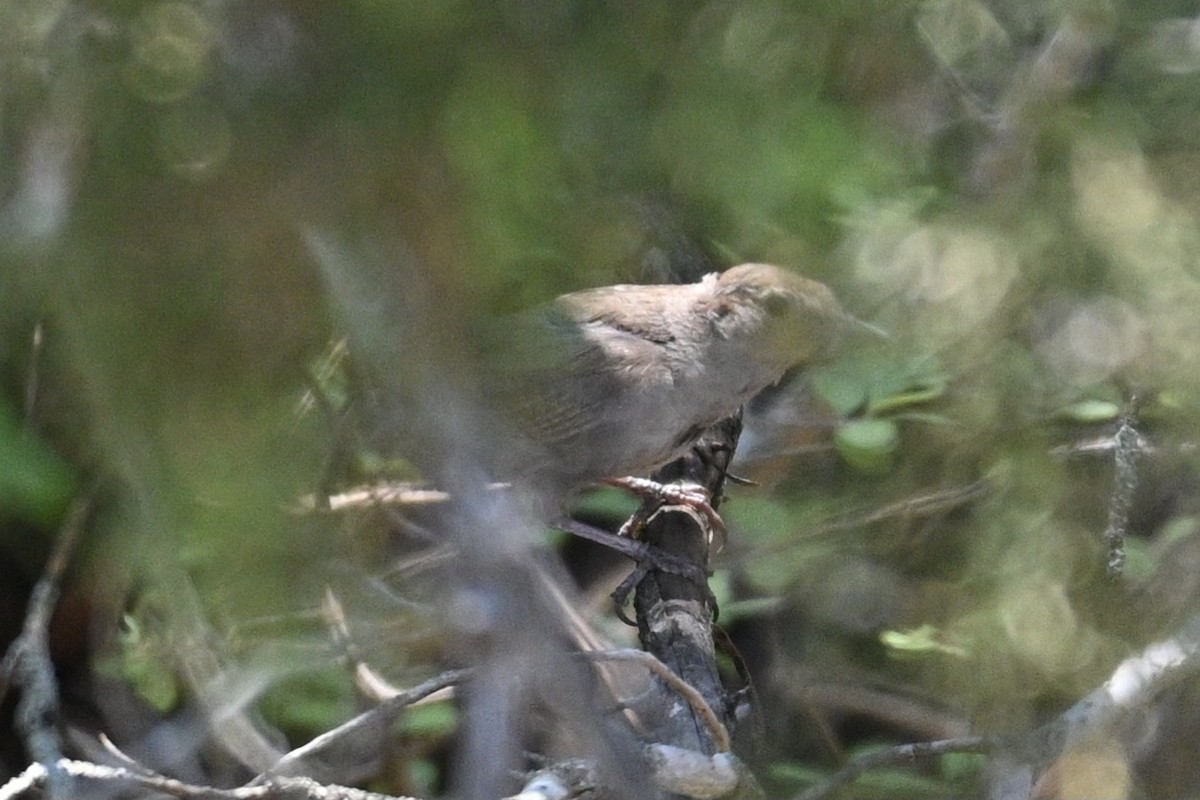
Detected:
[
  {"left": 0, "top": 758, "right": 416, "bottom": 800},
  {"left": 0, "top": 492, "right": 91, "bottom": 799},
  {"left": 791, "top": 735, "right": 992, "bottom": 800},
  {"left": 250, "top": 668, "right": 471, "bottom": 784},
  {"left": 1103, "top": 407, "right": 1143, "bottom": 577}
]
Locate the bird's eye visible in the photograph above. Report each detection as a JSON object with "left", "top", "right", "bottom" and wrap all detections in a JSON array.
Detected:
[{"left": 762, "top": 291, "right": 791, "bottom": 317}]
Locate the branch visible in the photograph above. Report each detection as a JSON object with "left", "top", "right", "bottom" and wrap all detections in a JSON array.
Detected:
[
  {"left": 791, "top": 736, "right": 992, "bottom": 800},
  {"left": 0, "top": 758, "right": 416, "bottom": 800},
  {"left": 511, "top": 745, "right": 747, "bottom": 800},
  {"left": 995, "top": 610, "right": 1200, "bottom": 799},
  {"left": 1102, "top": 406, "right": 1142, "bottom": 577},
  {"left": 0, "top": 493, "right": 91, "bottom": 799},
  {"left": 795, "top": 611, "right": 1200, "bottom": 800},
  {"left": 250, "top": 668, "right": 471, "bottom": 784}
]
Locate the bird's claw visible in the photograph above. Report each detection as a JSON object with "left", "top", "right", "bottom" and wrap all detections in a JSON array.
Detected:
[{"left": 604, "top": 476, "right": 728, "bottom": 554}]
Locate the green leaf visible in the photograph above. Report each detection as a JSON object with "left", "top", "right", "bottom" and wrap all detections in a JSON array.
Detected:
[
  {"left": 1056, "top": 399, "right": 1121, "bottom": 423},
  {"left": 863, "top": 354, "right": 948, "bottom": 415},
  {"left": 1120, "top": 536, "right": 1155, "bottom": 582},
  {"left": 812, "top": 353, "right": 947, "bottom": 419},
  {"left": 94, "top": 614, "right": 181, "bottom": 713},
  {"left": 258, "top": 667, "right": 353, "bottom": 735},
  {"left": 940, "top": 751, "right": 987, "bottom": 782},
  {"left": 813, "top": 368, "right": 870, "bottom": 415},
  {"left": 570, "top": 485, "right": 639, "bottom": 519},
  {"left": 835, "top": 418, "right": 900, "bottom": 475},
  {"left": 400, "top": 700, "right": 457, "bottom": 737},
  {"left": 880, "top": 624, "right": 969, "bottom": 658},
  {"left": 717, "top": 595, "right": 781, "bottom": 623}
]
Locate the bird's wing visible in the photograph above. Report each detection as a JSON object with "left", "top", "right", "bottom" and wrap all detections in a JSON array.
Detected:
[
  {"left": 497, "top": 303, "right": 674, "bottom": 447},
  {"left": 556, "top": 284, "right": 683, "bottom": 345}
]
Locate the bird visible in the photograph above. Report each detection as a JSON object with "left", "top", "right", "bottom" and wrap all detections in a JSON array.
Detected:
[{"left": 485, "top": 263, "right": 860, "bottom": 499}]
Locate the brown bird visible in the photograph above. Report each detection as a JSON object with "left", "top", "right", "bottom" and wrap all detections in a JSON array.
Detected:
[{"left": 488, "top": 263, "right": 860, "bottom": 497}]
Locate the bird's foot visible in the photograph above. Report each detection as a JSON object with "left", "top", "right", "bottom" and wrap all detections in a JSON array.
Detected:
[{"left": 603, "top": 476, "right": 728, "bottom": 554}]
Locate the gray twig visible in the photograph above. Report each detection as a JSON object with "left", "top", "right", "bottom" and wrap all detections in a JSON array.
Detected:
[
  {"left": 792, "top": 735, "right": 992, "bottom": 800},
  {"left": 0, "top": 493, "right": 91, "bottom": 800},
  {"left": 1103, "top": 407, "right": 1143, "bottom": 578},
  {"left": 249, "top": 668, "right": 471, "bottom": 784}
]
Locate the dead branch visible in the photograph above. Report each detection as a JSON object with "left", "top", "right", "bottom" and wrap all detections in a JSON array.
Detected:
[
  {"left": 0, "top": 758, "right": 414, "bottom": 800},
  {"left": 0, "top": 493, "right": 91, "bottom": 799}
]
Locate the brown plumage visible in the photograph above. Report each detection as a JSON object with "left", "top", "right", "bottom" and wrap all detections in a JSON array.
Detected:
[{"left": 488, "top": 263, "right": 853, "bottom": 494}]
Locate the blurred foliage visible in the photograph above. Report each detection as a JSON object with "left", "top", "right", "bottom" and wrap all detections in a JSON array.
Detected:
[
  {"left": 4, "top": 0, "right": 1200, "bottom": 797},
  {"left": 0, "top": 394, "right": 75, "bottom": 527}
]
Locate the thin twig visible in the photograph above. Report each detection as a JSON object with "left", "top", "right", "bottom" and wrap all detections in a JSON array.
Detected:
[
  {"left": 792, "top": 735, "right": 993, "bottom": 800},
  {"left": 1103, "top": 407, "right": 1142, "bottom": 578},
  {"left": 96, "top": 733, "right": 155, "bottom": 774},
  {"left": 322, "top": 588, "right": 452, "bottom": 704},
  {"left": 299, "top": 483, "right": 453, "bottom": 512},
  {"left": 23, "top": 322, "right": 43, "bottom": 424},
  {"left": 552, "top": 517, "right": 710, "bottom": 586},
  {"left": 250, "top": 667, "right": 471, "bottom": 784},
  {"left": 161, "top": 573, "right": 290, "bottom": 773},
  {"left": 0, "top": 758, "right": 416, "bottom": 800},
  {"left": 754, "top": 481, "right": 989, "bottom": 557}
]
